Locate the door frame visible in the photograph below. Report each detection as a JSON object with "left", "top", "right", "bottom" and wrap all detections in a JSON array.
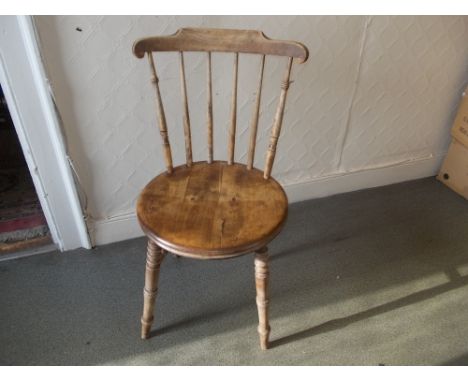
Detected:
[{"left": 0, "top": 16, "right": 91, "bottom": 251}]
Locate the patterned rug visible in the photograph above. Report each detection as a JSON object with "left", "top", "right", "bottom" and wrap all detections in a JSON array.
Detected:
[{"left": 0, "top": 166, "right": 49, "bottom": 243}]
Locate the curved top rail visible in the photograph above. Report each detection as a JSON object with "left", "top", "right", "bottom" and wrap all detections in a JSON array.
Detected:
[{"left": 133, "top": 28, "right": 309, "bottom": 63}]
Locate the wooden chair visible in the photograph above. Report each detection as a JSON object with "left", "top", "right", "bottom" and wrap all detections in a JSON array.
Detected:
[{"left": 132, "top": 28, "right": 308, "bottom": 350}]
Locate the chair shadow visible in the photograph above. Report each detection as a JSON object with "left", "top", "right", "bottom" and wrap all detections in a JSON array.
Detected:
[
  {"left": 441, "top": 352, "right": 468, "bottom": 365},
  {"left": 270, "top": 271, "right": 468, "bottom": 349},
  {"left": 148, "top": 307, "right": 233, "bottom": 338}
]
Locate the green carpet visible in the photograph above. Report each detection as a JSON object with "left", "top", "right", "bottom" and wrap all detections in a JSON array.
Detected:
[{"left": 1, "top": 177, "right": 468, "bottom": 365}]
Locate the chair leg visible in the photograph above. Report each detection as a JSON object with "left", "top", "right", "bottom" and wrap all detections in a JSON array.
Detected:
[
  {"left": 141, "top": 239, "right": 165, "bottom": 339},
  {"left": 254, "top": 247, "right": 270, "bottom": 350}
]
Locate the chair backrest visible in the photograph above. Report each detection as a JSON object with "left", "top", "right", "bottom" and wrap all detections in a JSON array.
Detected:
[{"left": 133, "top": 27, "right": 308, "bottom": 179}]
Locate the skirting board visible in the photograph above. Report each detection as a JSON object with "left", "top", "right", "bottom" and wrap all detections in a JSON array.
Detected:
[{"left": 89, "top": 154, "right": 444, "bottom": 247}]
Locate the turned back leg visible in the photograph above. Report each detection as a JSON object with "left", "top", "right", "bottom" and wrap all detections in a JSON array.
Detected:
[
  {"left": 141, "top": 239, "right": 165, "bottom": 339},
  {"left": 254, "top": 247, "right": 270, "bottom": 350}
]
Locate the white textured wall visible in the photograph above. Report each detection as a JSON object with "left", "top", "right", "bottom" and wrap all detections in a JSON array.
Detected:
[{"left": 34, "top": 16, "right": 468, "bottom": 245}]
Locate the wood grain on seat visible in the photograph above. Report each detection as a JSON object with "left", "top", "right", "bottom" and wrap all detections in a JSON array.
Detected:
[{"left": 137, "top": 162, "right": 288, "bottom": 259}]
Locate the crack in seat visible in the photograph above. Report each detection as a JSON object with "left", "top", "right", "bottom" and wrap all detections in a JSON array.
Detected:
[{"left": 137, "top": 161, "right": 288, "bottom": 259}]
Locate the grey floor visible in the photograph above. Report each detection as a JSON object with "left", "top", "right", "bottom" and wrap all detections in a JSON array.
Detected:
[{"left": 1, "top": 177, "right": 468, "bottom": 365}]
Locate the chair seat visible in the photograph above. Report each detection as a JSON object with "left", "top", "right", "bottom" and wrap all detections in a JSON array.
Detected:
[{"left": 137, "top": 161, "right": 288, "bottom": 259}]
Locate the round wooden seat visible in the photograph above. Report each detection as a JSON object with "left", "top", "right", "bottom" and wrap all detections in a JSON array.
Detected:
[{"left": 137, "top": 161, "right": 288, "bottom": 259}]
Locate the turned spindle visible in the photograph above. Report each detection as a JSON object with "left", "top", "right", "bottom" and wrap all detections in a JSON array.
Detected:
[
  {"left": 247, "top": 54, "right": 265, "bottom": 170},
  {"left": 179, "top": 51, "right": 193, "bottom": 166},
  {"left": 148, "top": 52, "right": 173, "bottom": 174},
  {"left": 228, "top": 52, "right": 239, "bottom": 165},
  {"left": 141, "top": 240, "right": 165, "bottom": 339},
  {"left": 207, "top": 52, "right": 214, "bottom": 163},
  {"left": 264, "top": 56, "right": 293, "bottom": 179},
  {"left": 255, "top": 247, "right": 270, "bottom": 350}
]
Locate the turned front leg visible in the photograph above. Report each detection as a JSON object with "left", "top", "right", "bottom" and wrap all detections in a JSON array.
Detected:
[
  {"left": 141, "top": 239, "right": 165, "bottom": 339},
  {"left": 255, "top": 247, "right": 270, "bottom": 350}
]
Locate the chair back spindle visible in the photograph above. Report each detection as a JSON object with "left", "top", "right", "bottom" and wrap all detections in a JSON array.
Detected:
[
  {"left": 228, "top": 53, "right": 239, "bottom": 165},
  {"left": 134, "top": 28, "right": 308, "bottom": 176},
  {"left": 179, "top": 52, "right": 192, "bottom": 166},
  {"left": 247, "top": 54, "right": 265, "bottom": 170},
  {"left": 207, "top": 52, "right": 214, "bottom": 163},
  {"left": 148, "top": 52, "right": 173, "bottom": 174},
  {"left": 264, "top": 56, "right": 293, "bottom": 179}
]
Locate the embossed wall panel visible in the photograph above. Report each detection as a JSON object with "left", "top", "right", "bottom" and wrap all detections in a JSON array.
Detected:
[
  {"left": 34, "top": 16, "right": 468, "bottom": 226},
  {"left": 340, "top": 16, "right": 468, "bottom": 172}
]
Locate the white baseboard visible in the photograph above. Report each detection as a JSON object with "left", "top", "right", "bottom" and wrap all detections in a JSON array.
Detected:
[
  {"left": 285, "top": 154, "right": 444, "bottom": 203},
  {"left": 90, "top": 154, "right": 444, "bottom": 246},
  {"left": 89, "top": 212, "right": 143, "bottom": 248}
]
